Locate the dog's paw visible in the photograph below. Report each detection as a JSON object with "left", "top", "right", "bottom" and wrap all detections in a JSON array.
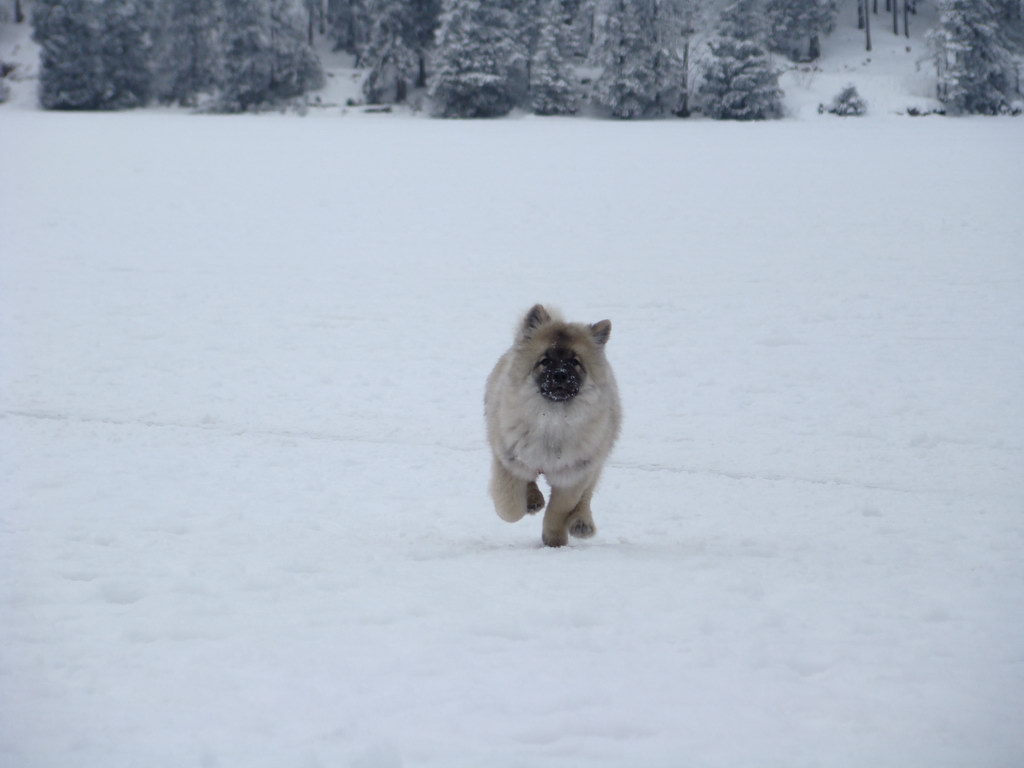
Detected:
[
  {"left": 542, "top": 530, "right": 568, "bottom": 548},
  {"left": 495, "top": 503, "right": 527, "bottom": 523},
  {"left": 568, "top": 518, "right": 596, "bottom": 539},
  {"left": 526, "top": 483, "right": 546, "bottom": 514}
]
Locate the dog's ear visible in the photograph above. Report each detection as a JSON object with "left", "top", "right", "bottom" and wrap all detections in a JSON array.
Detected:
[
  {"left": 519, "top": 304, "right": 551, "bottom": 341},
  {"left": 589, "top": 319, "right": 612, "bottom": 346}
]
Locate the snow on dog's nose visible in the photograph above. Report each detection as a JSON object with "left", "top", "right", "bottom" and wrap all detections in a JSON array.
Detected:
[{"left": 539, "top": 362, "right": 580, "bottom": 402}]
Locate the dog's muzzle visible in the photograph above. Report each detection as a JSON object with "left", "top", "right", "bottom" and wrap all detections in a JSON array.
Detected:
[{"left": 538, "top": 366, "right": 581, "bottom": 402}]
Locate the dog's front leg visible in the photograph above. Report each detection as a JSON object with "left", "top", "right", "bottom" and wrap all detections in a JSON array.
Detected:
[
  {"left": 542, "top": 482, "right": 591, "bottom": 547},
  {"left": 490, "top": 457, "right": 537, "bottom": 523}
]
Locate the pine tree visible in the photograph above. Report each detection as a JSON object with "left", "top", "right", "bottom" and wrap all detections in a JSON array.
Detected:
[
  {"left": 219, "top": 0, "right": 324, "bottom": 112},
  {"left": 993, "top": 0, "right": 1024, "bottom": 52},
  {"left": 361, "top": 0, "right": 418, "bottom": 103},
  {"left": 411, "top": 0, "right": 442, "bottom": 86},
  {"left": 717, "top": 0, "right": 763, "bottom": 40},
  {"left": 591, "top": 0, "right": 680, "bottom": 119},
  {"left": 503, "top": 0, "right": 540, "bottom": 106},
  {"left": 100, "top": 0, "right": 154, "bottom": 107},
  {"left": 328, "top": 0, "right": 370, "bottom": 53},
  {"left": 567, "top": 0, "right": 597, "bottom": 58},
  {"left": 429, "top": 0, "right": 519, "bottom": 118},
  {"left": 671, "top": 0, "right": 704, "bottom": 117},
  {"left": 765, "top": 0, "right": 837, "bottom": 62},
  {"left": 152, "top": 0, "right": 223, "bottom": 106},
  {"left": 33, "top": 0, "right": 152, "bottom": 110},
  {"left": 530, "top": 0, "right": 578, "bottom": 114},
  {"left": 33, "top": 0, "right": 100, "bottom": 109},
  {"left": 699, "top": 0, "right": 783, "bottom": 120},
  {"left": 929, "top": 0, "right": 1015, "bottom": 114},
  {"left": 302, "top": 0, "right": 322, "bottom": 45}
]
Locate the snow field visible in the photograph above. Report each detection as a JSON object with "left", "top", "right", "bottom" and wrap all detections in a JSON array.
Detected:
[{"left": 2, "top": 112, "right": 1024, "bottom": 767}]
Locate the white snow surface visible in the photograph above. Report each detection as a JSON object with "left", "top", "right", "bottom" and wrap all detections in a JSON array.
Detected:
[{"left": 2, "top": 111, "right": 1024, "bottom": 768}]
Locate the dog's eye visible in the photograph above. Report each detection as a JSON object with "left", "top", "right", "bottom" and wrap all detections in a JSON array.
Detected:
[
  {"left": 536, "top": 357, "right": 550, "bottom": 369},
  {"left": 571, "top": 358, "right": 583, "bottom": 369}
]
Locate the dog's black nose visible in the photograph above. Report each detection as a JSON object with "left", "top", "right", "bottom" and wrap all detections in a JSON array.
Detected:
[{"left": 551, "top": 370, "right": 568, "bottom": 384}]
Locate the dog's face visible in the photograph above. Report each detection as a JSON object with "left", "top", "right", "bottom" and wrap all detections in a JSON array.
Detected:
[{"left": 517, "top": 305, "right": 612, "bottom": 404}]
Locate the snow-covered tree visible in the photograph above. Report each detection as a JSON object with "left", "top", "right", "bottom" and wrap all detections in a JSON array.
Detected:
[
  {"left": 411, "top": 0, "right": 442, "bottom": 86},
  {"left": 566, "top": 0, "right": 597, "bottom": 58},
  {"left": 361, "top": 0, "right": 418, "bottom": 103},
  {"left": 530, "top": 0, "right": 578, "bottom": 114},
  {"left": 34, "top": 0, "right": 98, "bottom": 109},
  {"left": 100, "top": 0, "right": 154, "bottom": 106},
  {"left": 699, "top": 0, "right": 783, "bottom": 120},
  {"left": 218, "top": 0, "right": 324, "bottom": 112},
  {"left": 33, "top": 0, "right": 152, "bottom": 110},
  {"left": 152, "top": 0, "right": 223, "bottom": 106},
  {"left": 503, "top": 0, "right": 540, "bottom": 106},
  {"left": 994, "top": 0, "right": 1024, "bottom": 51},
  {"left": 429, "top": 0, "right": 519, "bottom": 118},
  {"left": 718, "top": 0, "right": 765, "bottom": 40},
  {"left": 328, "top": 0, "right": 370, "bottom": 53},
  {"left": 929, "top": 0, "right": 1016, "bottom": 114},
  {"left": 669, "top": 0, "right": 704, "bottom": 116},
  {"left": 591, "top": 0, "right": 681, "bottom": 119},
  {"left": 302, "top": 0, "right": 324, "bottom": 45},
  {"left": 765, "top": 0, "right": 838, "bottom": 62}
]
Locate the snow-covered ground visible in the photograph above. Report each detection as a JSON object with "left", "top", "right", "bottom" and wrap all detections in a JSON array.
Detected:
[
  {"left": 777, "top": 2, "right": 945, "bottom": 118},
  {"left": 2, "top": 109, "right": 1024, "bottom": 768}
]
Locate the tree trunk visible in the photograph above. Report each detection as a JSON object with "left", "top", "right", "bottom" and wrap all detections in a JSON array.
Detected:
[
  {"left": 15, "top": 0, "right": 24, "bottom": 23},
  {"left": 873, "top": 0, "right": 878, "bottom": 15},
  {"left": 677, "top": 38, "right": 690, "bottom": 117},
  {"left": 809, "top": 35, "right": 820, "bottom": 61},
  {"left": 416, "top": 54, "right": 427, "bottom": 89},
  {"left": 893, "top": 0, "right": 898, "bottom": 33},
  {"left": 865, "top": 0, "right": 872, "bottom": 51},
  {"left": 858, "top": 0, "right": 865, "bottom": 29},
  {"left": 903, "top": 0, "right": 910, "bottom": 37}
]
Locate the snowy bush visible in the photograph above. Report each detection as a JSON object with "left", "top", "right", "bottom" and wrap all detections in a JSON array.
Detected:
[{"left": 821, "top": 84, "right": 867, "bottom": 116}]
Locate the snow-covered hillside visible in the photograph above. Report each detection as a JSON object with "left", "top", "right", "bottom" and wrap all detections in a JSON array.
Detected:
[{"left": 2, "top": 110, "right": 1022, "bottom": 767}]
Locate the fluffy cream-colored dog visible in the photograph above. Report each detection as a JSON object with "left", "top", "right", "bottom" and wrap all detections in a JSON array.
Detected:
[{"left": 485, "top": 305, "right": 621, "bottom": 547}]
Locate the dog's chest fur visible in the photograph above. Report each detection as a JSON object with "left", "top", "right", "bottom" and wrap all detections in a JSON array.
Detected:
[{"left": 492, "top": 375, "right": 614, "bottom": 488}]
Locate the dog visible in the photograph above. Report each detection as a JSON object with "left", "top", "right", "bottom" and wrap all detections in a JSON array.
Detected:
[{"left": 485, "top": 305, "right": 621, "bottom": 547}]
